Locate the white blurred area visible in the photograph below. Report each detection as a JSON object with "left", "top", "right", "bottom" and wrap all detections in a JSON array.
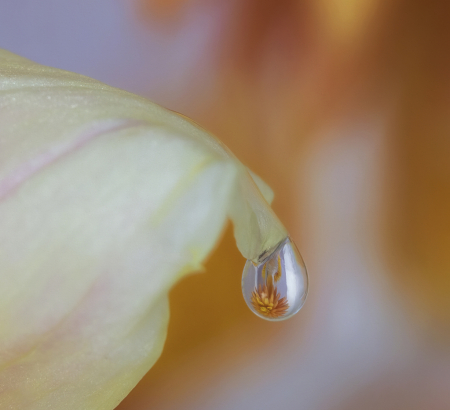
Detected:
[
  {"left": 1, "top": 1, "right": 449, "bottom": 409},
  {"left": 0, "top": 0, "right": 224, "bottom": 114}
]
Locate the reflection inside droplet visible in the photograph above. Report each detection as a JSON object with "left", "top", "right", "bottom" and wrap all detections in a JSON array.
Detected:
[{"left": 241, "top": 237, "right": 308, "bottom": 321}]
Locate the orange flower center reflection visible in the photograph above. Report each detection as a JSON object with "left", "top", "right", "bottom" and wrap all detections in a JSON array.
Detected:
[{"left": 251, "top": 256, "right": 289, "bottom": 318}]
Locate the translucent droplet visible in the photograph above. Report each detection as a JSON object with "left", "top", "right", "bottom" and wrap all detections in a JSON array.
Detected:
[{"left": 242, "top": 237, "right": 308, "bottom": 321}]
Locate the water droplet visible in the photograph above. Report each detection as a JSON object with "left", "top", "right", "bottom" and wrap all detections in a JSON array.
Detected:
[{"left": 242, "top": 237, "right": 308, "bottom": 321}]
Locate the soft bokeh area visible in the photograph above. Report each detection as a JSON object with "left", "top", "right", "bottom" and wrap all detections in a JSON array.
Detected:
[{"left": 2, "top": 0, "right": 450, "bottom": 408}]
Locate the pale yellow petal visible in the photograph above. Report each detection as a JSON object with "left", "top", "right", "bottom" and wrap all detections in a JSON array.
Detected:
[
  {"left": 247, "top": 169, "right": 274, "bottom": 205},
  {"left": 0, "top": 48, "right": 286, "bottom": 409}
]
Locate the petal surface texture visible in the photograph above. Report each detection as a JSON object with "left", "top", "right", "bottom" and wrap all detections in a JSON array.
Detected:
[{"left": 0, "top": 49, "right": 286, "bottom": 409}]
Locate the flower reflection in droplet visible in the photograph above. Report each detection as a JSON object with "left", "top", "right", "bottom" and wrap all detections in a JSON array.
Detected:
[{"left": 242, "top": 237, "right": 308, "bottom": 321}]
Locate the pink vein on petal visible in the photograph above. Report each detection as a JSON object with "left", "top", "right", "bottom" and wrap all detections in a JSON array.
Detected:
[{"left": 0, "top": 118, "right": 146, "bottom": 201}]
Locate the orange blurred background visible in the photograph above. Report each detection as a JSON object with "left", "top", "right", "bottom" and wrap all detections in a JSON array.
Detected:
[{"left": 1, "top": 0, "right": 450, "bottom": 408}]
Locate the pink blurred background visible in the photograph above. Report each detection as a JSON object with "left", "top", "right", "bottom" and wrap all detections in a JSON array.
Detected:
[{"left": 2, "top": 0, "right": 450, "bottom": 408}]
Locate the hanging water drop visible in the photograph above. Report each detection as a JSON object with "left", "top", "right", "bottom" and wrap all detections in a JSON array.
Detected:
[{"left": 241, "top": 237, "right": 308, "bottom": 321}]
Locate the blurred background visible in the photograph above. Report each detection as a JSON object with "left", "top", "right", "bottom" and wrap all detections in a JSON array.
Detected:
[{"left": 1, "top": 0, "right": 450, "bottom": 408}]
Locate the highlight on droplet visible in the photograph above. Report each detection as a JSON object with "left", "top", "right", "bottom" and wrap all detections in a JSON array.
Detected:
[{"left": 241, "top": 237, "right": 308, "bottom": 321}]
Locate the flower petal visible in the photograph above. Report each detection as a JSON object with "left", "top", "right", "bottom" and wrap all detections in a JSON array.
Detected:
[{"left": 0, "top": 49, "right": 286, "bottom": 409}]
